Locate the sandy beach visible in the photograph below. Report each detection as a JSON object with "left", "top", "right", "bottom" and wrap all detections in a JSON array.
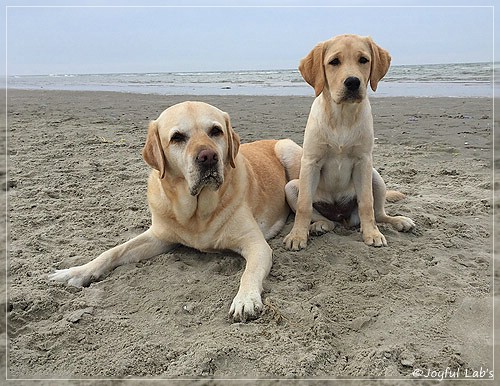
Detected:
[{"left": 5, "top": 90, "right": 496, "bottom": 382}]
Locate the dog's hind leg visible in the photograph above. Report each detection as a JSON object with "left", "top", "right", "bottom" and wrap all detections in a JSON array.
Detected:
[
  {"left": 372, "top": 170, "right": 415, "bottom": 232},
  {"left": 285, "top": 179, "right": 336, "bottom": 235},
  {"left": 274, "top": 139, "right": 302, "bottom": 181}
]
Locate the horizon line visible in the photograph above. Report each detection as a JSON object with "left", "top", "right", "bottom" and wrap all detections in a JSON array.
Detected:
[{"left": 4, "top": 60, "right": 496, "bottom": 78}]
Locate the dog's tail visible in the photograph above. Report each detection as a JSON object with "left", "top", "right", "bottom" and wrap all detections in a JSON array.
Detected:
[{"left": 386, "top": 190, "right": 406, "bottom": 202}]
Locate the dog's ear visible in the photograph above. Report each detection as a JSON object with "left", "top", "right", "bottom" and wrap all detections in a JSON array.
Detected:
[
  {"left": 223, "top": 112, "right": 240, "bottom": 168},
  {"left": 142, "top": 121, "right": 167, "bottom": 178},
  {"left": 368, "top": 37, "right": 391, "bottom": 92},
  {"left": 299, "top": 42, "right": 325, "bottom": 97}
]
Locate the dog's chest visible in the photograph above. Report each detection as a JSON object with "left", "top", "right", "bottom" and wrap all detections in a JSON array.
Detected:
[
  {"left": 167, "top": 211, "right": 228, "bottom": 252},
  {"left": 325, "top": 122, "right": 361, "bottom": 152},
  {"left": 319, "top": 130, "right": 359, "bottom": 193},
  {"left": 321, "top": 152, "right": 355, "bottom": 192}
]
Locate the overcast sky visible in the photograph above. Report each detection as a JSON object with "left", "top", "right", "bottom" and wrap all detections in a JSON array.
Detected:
[{"left": 4, "top": 1, "right": 497, "bottom": 75}]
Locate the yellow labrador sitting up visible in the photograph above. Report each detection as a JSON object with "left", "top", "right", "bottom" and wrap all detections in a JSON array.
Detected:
[
  {"left": 50, "top": 101, "right": 302, "bottom": 322},
  {"left": 284, "top": 34, "right": 415, "bottom": 251}
]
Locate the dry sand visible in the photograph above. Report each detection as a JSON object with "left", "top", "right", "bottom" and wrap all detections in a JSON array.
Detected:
[{"left": 4, "top": 90, "right": 497, "bottom": 383}]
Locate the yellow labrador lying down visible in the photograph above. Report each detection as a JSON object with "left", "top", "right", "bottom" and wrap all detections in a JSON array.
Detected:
[
  {"left": 284, "top": 34, "right": 415, "bottom": 251},
  {"left": 50, "top": 101, "right": 301, "bottom": 322}
]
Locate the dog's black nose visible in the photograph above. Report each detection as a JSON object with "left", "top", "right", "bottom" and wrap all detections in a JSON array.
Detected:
[
  {"left": 197, "top": 149, "right": 218, "bottom": 166},
  {"left": 344, "top": 77, "right": 361, "bottom": 91}
]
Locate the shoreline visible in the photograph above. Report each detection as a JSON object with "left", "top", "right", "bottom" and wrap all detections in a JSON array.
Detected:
[
  {"left": 4, "top": 82, "right": 495, "bottom": 98},
  {"left": 4, "top": 88, "right": 496, "bottom": 102}
]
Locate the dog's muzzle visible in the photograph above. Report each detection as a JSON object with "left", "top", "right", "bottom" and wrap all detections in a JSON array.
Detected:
[
  {"left": 342, "top": 76, "right": 363, "bottom": 102},
  {"left": 190, "top": 149, "right": 223, "bottom": 196}
]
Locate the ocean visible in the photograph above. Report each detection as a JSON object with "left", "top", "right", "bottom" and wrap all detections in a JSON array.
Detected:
[{"left": 6, "top": 62, "right": 496, "bottom": 98}]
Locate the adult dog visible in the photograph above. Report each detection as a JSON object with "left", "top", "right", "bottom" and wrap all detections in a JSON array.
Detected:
[
  {"left": 50, "top": 101, "right": 301, "bottom": 322},
  {"left": 284, "top": 34, "right": 414, "bottom": 251}
]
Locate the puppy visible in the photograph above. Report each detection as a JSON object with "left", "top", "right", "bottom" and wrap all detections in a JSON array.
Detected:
[
  {"left": 50, "top": 101, "right": 302, "bottom": 322},
  {"left": 284, "top": 34, "right": 415, "bottom": 251}
]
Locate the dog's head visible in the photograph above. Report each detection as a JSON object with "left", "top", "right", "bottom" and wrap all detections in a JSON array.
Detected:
[
  {"left": 142, "top": 101, "right": 240, "bottom": 196},
  {"left": 299, "top": 34, "right": 391, "bottom": 104}
]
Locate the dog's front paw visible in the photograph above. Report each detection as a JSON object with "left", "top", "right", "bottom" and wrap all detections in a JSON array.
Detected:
[
  {"left": 309, "top": 220, "right": 335, "bottom": 235},
  {"left": 391, "top": 216, "right": 415, "bottom": 232},
  {"left": 362, "top": 228, "right": 387, "bottom": 247},
  {"left": 49, "top": 265, "right": 96, "bottom": 287},
  {"left": 229, "top": 291, "right": 263, "bottom": 323},
  {"left": 283, "top": 228, "right": 308, "bottom": 251}
]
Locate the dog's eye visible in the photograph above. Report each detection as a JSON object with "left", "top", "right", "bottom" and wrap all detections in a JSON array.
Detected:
[
  {"left": 359, "top": 57, "right": 369, "bottom": 64},
  {"left": 329, "top": 58, "right": 341, "bottom": 66},
  {"left": 170, "top": 132, "right": 187, "bottom": 143},
  {"left": 209, "top": 126, "right": 223, "bottom": 138}
]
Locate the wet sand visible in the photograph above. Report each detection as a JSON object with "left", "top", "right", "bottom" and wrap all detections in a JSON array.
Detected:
[{"left": 5, "top": 90, "right": 496, "bottom": 383}]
